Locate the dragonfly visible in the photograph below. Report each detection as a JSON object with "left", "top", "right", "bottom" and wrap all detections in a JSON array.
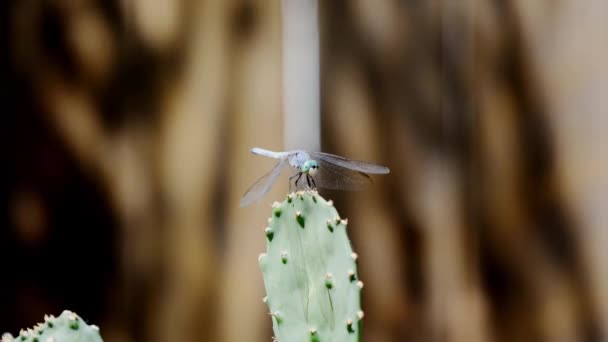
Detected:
[{"left": 240, "top": 147, "right": 390, "bottom": 207}]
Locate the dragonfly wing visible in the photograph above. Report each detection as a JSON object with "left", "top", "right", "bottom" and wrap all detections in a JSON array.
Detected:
[
  {"left": 240, "top": 158, "right": 288, "bottom": 207},
  {"left": 314, "top": 159, "right": 372, "bottom": 190},
  {"left": 308, "top": 151, "right": 390, "bottom": 174}
]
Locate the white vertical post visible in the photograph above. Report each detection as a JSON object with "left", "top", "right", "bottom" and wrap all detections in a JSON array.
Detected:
[{"left": 282, "top": 0, "right": 321, "bottom": 151}]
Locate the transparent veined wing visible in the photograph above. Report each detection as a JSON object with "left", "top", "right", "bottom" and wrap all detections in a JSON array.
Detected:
[
  {"left": 313, "top": 158, "right": 372, "bottom": 190},
  {"left": 240, "top": 158, "right": 288, "bottom": 207},
  {"left": 308, "top": 151, "right": 390, "bottom": 174}
]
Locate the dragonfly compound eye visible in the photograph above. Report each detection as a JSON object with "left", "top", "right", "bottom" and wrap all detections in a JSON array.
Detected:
[{"left": 307, "top": 160, "right": 319, "bottom": 176}]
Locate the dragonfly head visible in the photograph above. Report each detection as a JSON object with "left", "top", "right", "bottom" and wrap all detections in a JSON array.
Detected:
[{"left": 301, "top": 159, "right": 319, "bottom": 176}]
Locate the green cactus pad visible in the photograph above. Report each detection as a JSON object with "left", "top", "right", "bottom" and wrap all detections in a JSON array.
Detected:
[
  {"left": 2, "top": 310, "right": 103, "bottom": 342},
  {"left": 259, "top": 191, "right": 363, "bottom": 342}
]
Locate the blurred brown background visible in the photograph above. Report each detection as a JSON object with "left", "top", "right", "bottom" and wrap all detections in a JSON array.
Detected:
[{"left": 3, "top": 1, "right": 607, "bottom": 341}]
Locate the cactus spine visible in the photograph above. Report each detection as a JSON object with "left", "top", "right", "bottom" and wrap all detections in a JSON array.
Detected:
[
  {"left": 259, "top": 191, "right": 363, "bottom": 342},
  {"left": 1, "top": 310, "right": 103, "bottom": 342}
]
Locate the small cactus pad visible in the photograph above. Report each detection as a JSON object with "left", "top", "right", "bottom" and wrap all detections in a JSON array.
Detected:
[
  {"left": 259, "top": 191, "right": 362, "bottom": 342},
  {"left": 2, "top": 310, "right": 103, "bottom": 342}
]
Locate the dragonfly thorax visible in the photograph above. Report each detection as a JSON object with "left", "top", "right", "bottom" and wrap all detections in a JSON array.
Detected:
[{"left": 301, "top": 159, "right": 319, "bottom": 176}]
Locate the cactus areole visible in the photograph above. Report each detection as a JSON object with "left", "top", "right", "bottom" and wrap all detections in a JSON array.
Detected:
[{"left": 259, "top": 191, "right": 363, "bottom": 342}]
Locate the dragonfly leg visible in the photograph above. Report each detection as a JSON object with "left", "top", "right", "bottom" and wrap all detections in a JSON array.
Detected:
[
  {"left": 305, "top": 174, "right": 312, "bottom": 189},
  {"left": 310, "top": 175, "right": 317, "bottom": 189},
  {"left": 292, "top": 172, "right": 303, "bottom": 191},
  {"left": 289, "top": 172, "right": 300, "bottom": 192}
]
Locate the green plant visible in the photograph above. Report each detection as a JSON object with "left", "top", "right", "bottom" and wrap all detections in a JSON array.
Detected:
[
  {"left": 259, "top": 191, "right": 364, "bottom": 342},
  {"left": 1, "top": 310, "right": 103, "bottom": 342}
]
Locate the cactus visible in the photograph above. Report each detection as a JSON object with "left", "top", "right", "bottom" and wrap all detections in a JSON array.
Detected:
[
  {"left": 259, "top": 191, "right": 363, "bottom": 342},
  {"left": 1, "top": 310, "right": 103, "bottom": 342}
]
